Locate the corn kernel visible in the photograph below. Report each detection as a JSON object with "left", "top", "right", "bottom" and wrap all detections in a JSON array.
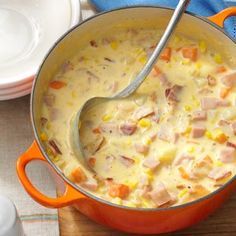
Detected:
[
  {"left": 205, "top": 130, "right": 212, "bottom": 139},
  {"left": 138, "top": 55, "right": 147, "bottom": 64},
  {"left": 184, "top": 105, "right": 192, "bottom": 112},
  {"left": 40, "top": 132, "right": 48, "bottom": 141},
  {"left": 138, "top": 118, "right": 151, "bottom": 128},
  {"left": 215, "top": 160, "right": 224, "bottom": 167},
  {"left": 212, "top": 129, "right": 228, "bottom": 144},
  {"left": 110, "top": 41, "right": 118, "bottom": 50},
  {"left": 181, "top": 59, "right": 190, "bottom": 65},
  {"left": 67, "top": 102, "right": 73, "bottom": 106},
  {"left": 199, "top": 40, "right": 207, "bottom": 53},
  {"left": 125, "top": 202, "right": 136, "bottom": 207},
  {"left": 214, "top": 53, "right": 222, "bottom": 64},
  {"left": 46, "top": 122, "right": 51, "bottom": 130},
  {"left": 142, "top": 200, "right": 150, "bottom": 208},
  {"left": 102, "top": 114, "right": 112, "bottom": 122},
  {"left": 174, "top": 35, "right": 181, "bottom": 43},
  {"left": 125, "top": 180, "right": 138, "bottom": 190},
  {"left": 71, "top": 91, "right": 77, "bottom": 98},
  {"left": 112, "top": 197, "right": 122, "bottom": 205},
  {"left": 182, "top": 126, "right": 192, "bottom": 136},
  {"left": 195, "top": 62, "right": 202, "bottom": 69},
  {"left": 47, "top": 148, "right": 53, "bottom": 156},
  {"left": 187, "top": 146, "right": 195, "bottom": 153},
  {"left": 126, "top": 139, "right": 132, "bottom": 146},
  {"left": 144, "top": 170, "right": 154, "bottom": 181},
  {"left": 178, "top": 189, "right": 188, "bottom": 198},
  {"left": 53, "top": 156, "right": 60, "bottom": 162},
  {"left": 143, "top": 137, "right": 152, "bottom": 145}
]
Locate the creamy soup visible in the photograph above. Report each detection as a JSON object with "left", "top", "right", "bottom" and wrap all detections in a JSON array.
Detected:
[{"left": 39, "top": 27, "right": 236, "bottom": 208}]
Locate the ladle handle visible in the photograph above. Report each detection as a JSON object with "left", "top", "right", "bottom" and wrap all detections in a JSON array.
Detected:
[{"left": 115, "top": 0, "right": 191, "bottom": 98}]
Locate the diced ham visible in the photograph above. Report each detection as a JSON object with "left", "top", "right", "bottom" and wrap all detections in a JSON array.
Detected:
[
  {"left": 192, "top": 110, "right": 207, "bottom": 121},
  {"left": 143, "top": 157, "right": 160, "bottom": 170},
  {"left": 173, "top": 154, "right": 194, "bottom": 166},
  {"left": 107, "top": 81, "right": 118, "bottom": 93},
  {"left": 104, "top": 57, "right": 115, "bottom": 63},
  {"left": 100, "top": 122, "right": 118, "bottom": 134},
  {"left": 227, "top": 141, "right": 236, "bottom": 149},
  {"left": 201, "top": 97, "right": 218, "bottom": 110},
  {"left": 201, "top": 97, "right": 230, "bottom": 110},
  {"left": 62, "top": 60, "right": 74, "bottom": 73},
  {"left": 191, "top": 123, "right": 206, "bottom": 138},
  {"left": 138, "top": 185, "right": 152, "bottom": 198},
  {"left": 220, "top": 147, "right": 236, "bottom": 163},
  {"left": 218, "top": 120, "right": 231, "bottom": 126},
  {"left": 159, "top": 74, "right": 171, "bottom": 87},
  {"left": 157, "top": 127, "right": 179, "bottom": 144},
  {"left": 44, "top": 94, "right": 55, "bottom": 107},
  {"left": 119, "top": 155, "right": 135, "bottom": 167},
  {"left": 86, "top": 70, "right": 100, "bottom": 82},
  {"left": 90, "top": 40, "right": 98, "bottom": 47},
  {"left": 134, "top": 143, "right": 149, "bottom": 154},
  {"left": 208, "top": 167, "right": 232, "bottom": 181},
  {"left": 221, "top": 71, "right": 236, "bottom": 87},
  {"left": 120, "top": 122, "right": 137, "bottom": 135},
  {"left": 132, "top": 106, "right": 154, "bottom": 120},
  {"left": 138, "top": 175, "right": 150, "bottom": 188},
  {"left": 84, "top": 134, "right": 105, "bottom": 154},
  {"left": 49, "top": 108, "right": 60, "bottom": 121},
  {"left": 207, "top": 75, "right": 217, "bottom": 86},
  {"left": 217, "top": 99, "right": 230, "bottom": 107},
  {"left": 81, "top": 179, "right": 98, "bottom": 191},
  {"left": 48, "top": 139, "right": 62, "bottom": 156},
  {"left": 40, "top": 117, "right": 48, "bottom": 127},
  {"left": 231, "top": 122, "right": 236, "bottom": 135},
  {"left": 148, "top": 183, "right": 172, "bottom": 207},
  {"left": 165, "top": 85, "right": 182, "bottom": 104}
]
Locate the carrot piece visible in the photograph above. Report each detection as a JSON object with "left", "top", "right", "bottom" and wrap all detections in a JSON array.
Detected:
[
  {"left": 71, "top": 167, "right": 87, "bottom": 183},
  {"left": 216, "top": 66, "right": 227, "bottom": 73},
  {"left": 196, "top": 155, "right": 213, "bottom": 168},
  {"left": 160, "top": 47, "right": 172, "bottom": 62},
  {"left": 88, "top": 157, "right": 96, "bottom": 168},
  {"left": 153, "top": 65, "right": 162, "bottom": 76},
  {"left": 108, "top": 183, "right": 130, "bottom": 199},
  {"left": 178, "top": 167, "right": 189, "bottom": 179},
  {"left": 181, "top": 47, "right": 198, "bottom": 62},
  {"left": 49, "top": 81, "right": 67, "bottom": 89},
  {"left": 92, "top": 127, "right": 101, "bottom": 134},
  {"left": 220, "top": 87, "right": 231, "bottom": 99}
]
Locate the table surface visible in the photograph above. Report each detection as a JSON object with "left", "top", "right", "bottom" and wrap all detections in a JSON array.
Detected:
[{"left": 59, "top": 192, "right": 236, "bottom": 235}]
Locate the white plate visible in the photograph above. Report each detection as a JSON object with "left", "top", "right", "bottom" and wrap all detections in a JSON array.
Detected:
[
  {"left": 0, "top": 78, "right": 34, "bottom": 95},
  {"left": 0, "top": 0, "right": 81, "bottom": 89},
  {"left": 0, "top": 87, "right": 32, "bottom": 101}
]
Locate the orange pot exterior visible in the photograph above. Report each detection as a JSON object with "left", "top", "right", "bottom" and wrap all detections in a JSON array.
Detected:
[{"left": 16, "top": 7, "right": 236, "bottom": 235}]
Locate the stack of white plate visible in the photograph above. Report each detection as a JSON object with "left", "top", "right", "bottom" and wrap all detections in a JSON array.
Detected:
[{"left": 0, "top": 0, "right": 81, "bottom": 101}]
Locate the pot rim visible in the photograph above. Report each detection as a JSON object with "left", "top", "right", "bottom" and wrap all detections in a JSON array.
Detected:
[{"left": 31, "top": 5, "right": 236, "bottom": 212}]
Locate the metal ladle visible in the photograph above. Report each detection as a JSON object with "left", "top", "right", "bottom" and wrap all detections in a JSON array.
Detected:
[{"left": 70, "top": 0, "right": 191, "bottom": 171}]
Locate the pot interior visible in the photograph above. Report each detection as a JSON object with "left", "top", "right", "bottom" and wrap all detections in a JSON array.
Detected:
[{"left": 32, "top": 6, "right": 236, "bottom": 206}]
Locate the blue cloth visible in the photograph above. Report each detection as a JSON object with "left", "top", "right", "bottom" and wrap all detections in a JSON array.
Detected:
[{"left": 90, "top": 0, "right": 236, "bottom": 39}]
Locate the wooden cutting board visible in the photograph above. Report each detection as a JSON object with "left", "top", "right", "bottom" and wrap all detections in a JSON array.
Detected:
[{"left": 59, "top": 193, "right": 236, "bottom": 235}]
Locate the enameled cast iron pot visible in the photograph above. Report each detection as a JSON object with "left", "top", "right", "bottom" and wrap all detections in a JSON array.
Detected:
[{"left": 17, "top": 6, "right": 236, "bottom": 234}]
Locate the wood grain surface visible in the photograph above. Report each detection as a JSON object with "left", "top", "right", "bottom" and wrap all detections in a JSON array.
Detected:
[{"left": 59, "top": 193, "right": 236, "bottom": 236}]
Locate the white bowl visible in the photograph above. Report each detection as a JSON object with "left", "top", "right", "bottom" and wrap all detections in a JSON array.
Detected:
[
  {"left": 0, "top": 79, "right": 33, "bottom": 95},
  {"left": 0, "top": 87, "right": 32, "bottom": 101},
  {"left": 0, "top": 0, "right": 81, "bottom": 90}
]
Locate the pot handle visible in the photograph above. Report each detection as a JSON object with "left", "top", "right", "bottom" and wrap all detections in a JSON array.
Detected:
[
  {"left": 208, "top": 7, "right": 236, "bottom": 27},
  {"left": 16, "top": 141, "right": 84, "bottom": 208}
]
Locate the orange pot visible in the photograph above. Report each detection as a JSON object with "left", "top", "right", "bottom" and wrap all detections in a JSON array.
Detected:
[{"left": 17, "top": 6, "right": 236, "bottom": 234}]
